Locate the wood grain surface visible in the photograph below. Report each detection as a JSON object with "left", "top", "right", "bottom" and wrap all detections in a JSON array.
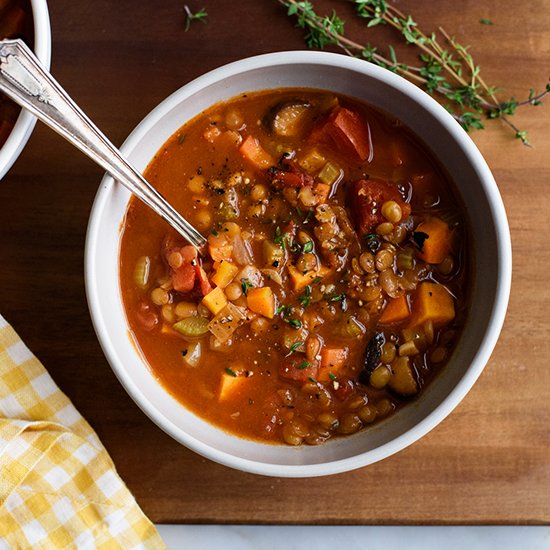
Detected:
[{"left": 1, "top": 0, "right": 549, "bottom": 524}]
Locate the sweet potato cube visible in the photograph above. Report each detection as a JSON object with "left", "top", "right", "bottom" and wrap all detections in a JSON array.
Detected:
[
  {"left": 211, "top": 260, "right": 239, "bottom": 289},
  {"left": 410, "top": 282, "right": 455, "bottom": 327},
  {"left": 246, "top": 286, "right": 275, "bottom": 319},
  {"left": 208, "top": 233, "right": 233, "bottom": 262},
  {"left": 379, "top": 296, "right": 410, "bottom": 324},
  {"left": 287, "top": 264, "right": 330, "bottom": 291},
  {"left": 415, "top": 217, "right": 453, "bottom": 264},
  {"left": 218, "top": 371, "right": 248, "bottom": 401},
  {"left": 202, "top": 286, "right": 227, "bottom": 315}
]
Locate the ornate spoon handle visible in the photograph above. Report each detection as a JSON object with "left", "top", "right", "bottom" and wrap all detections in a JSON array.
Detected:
[{"left": 0, "top": 38, "right": 207, "bottom": 251}]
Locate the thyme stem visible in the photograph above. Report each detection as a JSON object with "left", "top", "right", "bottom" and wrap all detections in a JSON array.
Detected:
[{"left": 279, "top": 0, "right": 550, "bottom": 145}]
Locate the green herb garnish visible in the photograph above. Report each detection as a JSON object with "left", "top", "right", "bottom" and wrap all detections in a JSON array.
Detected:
[
  {"left": 286, "top": 341, "right": 304, "bottom": 356},
  {"left": 177, "top": 133, "right": 187, "bottom": 144},
  {"left": 184, "top": 5, "right": 208, "bottom": 32},
  {"left": 241, "top": 278, "right": 253, "bottom": 296},
  {"left": 276, "top": 304, "right": 293, "bottom": 317},
  {"left": 298, "top": 285, "right": 312, "bottom": 308},
  {"left": 312, "top": 276, "right": 322, "bottom": 284},
  {"left": 210, "top": 228, "right": 219, "bottom": 236},
  {"left": 286, "top": 318, "right": 302, "bottom": 329},
  {"left": 225, "top": 367, "right": 237, "bottom": 377},
  {"left": 296, "top": 360, "right": 312, "bottom": 370},
  {"left": 274, "top": 226, "right": 288, "bottom": 251},
  {"left": 328, "top": 372, "right": 338, "bottom": 381},
  {"left": 308, "top": 376, "right": 318, "bottom": 383},
  {"left": 302, "top": 241, "right": 314, "bottom": 253},
  {"left": 279, "top": 0, "right": 550, "bottom": 145}
]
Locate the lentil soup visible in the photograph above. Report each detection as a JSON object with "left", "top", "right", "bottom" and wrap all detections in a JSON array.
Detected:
[{"left": 119, "top": 88, "right": 469, "bottom": 446}]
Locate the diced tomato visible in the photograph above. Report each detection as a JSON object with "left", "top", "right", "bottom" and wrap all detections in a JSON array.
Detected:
[
  {"left": 348, "top": 178, "right": 412, "bottom": 236},
  {"left": 268, "top": 158, "right": 314, "bottom": 188},
  {"left": 269, "top": 168, "right": 314, "bottom": 188},
  {"left": 172, "top": 263, "right": 196, "bottom": 292},
  {"left": 310, "top": 106, "right": 372, "bottom": 162},
  {"left": 195, "top": 264, "right": 213, "bottom": 296},
  {"left": 278, "top": 356, "right": 319, "bottom": 382},
  {"left": 136, "top": 302, "right": 159, "bottom": 331}
]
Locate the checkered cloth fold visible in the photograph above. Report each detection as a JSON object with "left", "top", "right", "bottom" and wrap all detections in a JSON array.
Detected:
[{"left": 0, "top": 315, "right": 166, "bottom": 549}]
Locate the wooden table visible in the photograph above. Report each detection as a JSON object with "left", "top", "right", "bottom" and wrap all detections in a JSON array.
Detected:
[{"left": 1, "top": 0, "right": 549, "bottom": 524}]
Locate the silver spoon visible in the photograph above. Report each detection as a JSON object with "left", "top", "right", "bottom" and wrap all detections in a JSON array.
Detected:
[{"left": 0, "top": 39, "right": 207, "bottom": 251}]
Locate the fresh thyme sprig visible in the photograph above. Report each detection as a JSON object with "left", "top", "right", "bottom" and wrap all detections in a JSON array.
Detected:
[
  {"left": 278, "top": 0, "right": 550, "bottom": 145},
  {"left": 184, "top": 5, "right": 208, "bottom": 32}
]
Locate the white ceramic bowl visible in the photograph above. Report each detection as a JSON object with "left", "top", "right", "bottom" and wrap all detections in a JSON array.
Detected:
[
  {"left": 0, "top": 0, "right": 51, "bottom": 180},
  {"left": 85, "top": 51, "right": 512, "bottom": 477}
]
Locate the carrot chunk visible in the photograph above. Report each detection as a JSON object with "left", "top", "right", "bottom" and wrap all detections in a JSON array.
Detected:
[
  {"left": 414, "top": 217, "right": 453, "bottom": 264},
  {"left": 239, "top": 135, "right": 274, "bottom": 169},
  {"left": 246, "top": 286, "right": 276, "bottom": 319},
  {"left": 410, "top": 282, "right": 455, "bottom": 327},
  {"left": 318, "top": 347, "right": 348, "bottom": 382},
  {"left": 379, "top": 296, "right": 410, "bottom": 324}
]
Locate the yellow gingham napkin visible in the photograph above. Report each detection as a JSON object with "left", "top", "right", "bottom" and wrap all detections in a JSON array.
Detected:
[{"left": 0, "top": 315, "right": 166, "bottom": 549}]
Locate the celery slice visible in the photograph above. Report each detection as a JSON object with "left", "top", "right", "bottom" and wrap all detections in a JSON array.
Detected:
[{"left": 173, "top": 316, "right": 209, "bottom": 338}]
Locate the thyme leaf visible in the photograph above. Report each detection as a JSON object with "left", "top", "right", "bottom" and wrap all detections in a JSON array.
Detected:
[
  {"left": 184, "top": 5, "right": 208, "bottom": 32},
  {"left": 286, "top": 341, "right": 304, "bottom": 356}
]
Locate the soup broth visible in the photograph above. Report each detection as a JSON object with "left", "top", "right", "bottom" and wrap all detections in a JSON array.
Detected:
[{"left": 119, "top": 88, "right": 468, "bottom": 446}]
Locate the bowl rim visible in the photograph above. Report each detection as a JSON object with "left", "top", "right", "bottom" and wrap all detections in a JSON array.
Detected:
[
  {"left": 85, "top": 50, "right": 512, "bottom": 477},
  {"left": 0, "top": 0, "right": 52, "bottom": 180}
]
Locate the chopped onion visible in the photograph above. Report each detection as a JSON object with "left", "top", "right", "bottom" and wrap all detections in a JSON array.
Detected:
[
  {"left": 231, "top": 233, "right": 253, "bottom": 265},
  {"left": 208, "top": 302, "right": 247, "bottom": 343},
  {"left": 182, "top": 341, "right": 202, "bottom": 367}
]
